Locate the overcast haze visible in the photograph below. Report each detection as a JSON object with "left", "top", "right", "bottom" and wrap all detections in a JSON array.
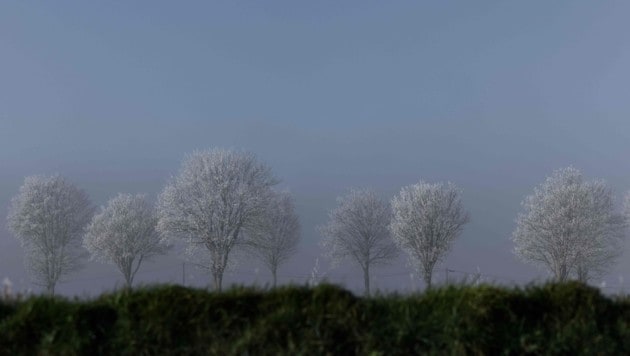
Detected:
[{"left": 3, "top": 1, "right": 630, "bottom": 296}]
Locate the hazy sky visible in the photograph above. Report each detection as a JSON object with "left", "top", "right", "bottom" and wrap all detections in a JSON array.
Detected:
[{"left": 2, "top": 1, "right": 630, "bottom": 296}]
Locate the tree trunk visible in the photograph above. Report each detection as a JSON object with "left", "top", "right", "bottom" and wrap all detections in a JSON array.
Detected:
[
  {"left": 423, "top": 268, "right": 433, "bottom": 289},
  {"left": 213, "top": 270, "right": 223, "bottom": 291},
  {"left": 127, "top": 255, "right": 143, "bottom": 289},
  {"left": 212, "top": 251, "right": 230, "bottom": 291},
  {"left": 555, "top": 263, "right": 568, "bottom": 282},
  {"left": 272, "top": 267, "right": 277, "bottom": 288},
  {"left": 46, "top": 282, "right": 55, "bottom": 296},
  {"left": 122, "top": 263, "right": 132, "bottom": 290},
  {"left": 363, "top": 265, "right": 370, "bottom": 296}
]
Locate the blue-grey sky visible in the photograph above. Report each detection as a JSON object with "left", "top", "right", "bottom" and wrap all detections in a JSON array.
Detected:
[{"left": 2, "top": 0, "right": 630, "bottom": 295}]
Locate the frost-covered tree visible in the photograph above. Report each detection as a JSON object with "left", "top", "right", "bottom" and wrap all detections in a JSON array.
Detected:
[
  {"left": 157, "top": 149, "right": 277, "bottom": 291},
  {"left": 390, "top": 181, "right": 469, "bottom": 289},
  {"left": 513, "top": 167, "right": 626, "bottom": 282},
  {"left": 320, "top": 188, "right": 398, "bottom": 296},
  {"left": 7, "top": 175, "right": 94, "bottom": 295},
  {"left": 84, "top": 193, "right": 170, "bottom": 288},
  {"left": 245, "top": 190, "right": 300, "bottom": 287}
]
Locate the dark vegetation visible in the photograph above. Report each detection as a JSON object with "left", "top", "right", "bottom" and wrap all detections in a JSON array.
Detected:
[{"left": 1, "top": 282, "right": 629, "bottom": 355}]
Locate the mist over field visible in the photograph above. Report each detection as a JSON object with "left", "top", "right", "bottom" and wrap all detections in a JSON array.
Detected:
[{"left": 2, "top": 1, "right": 630, "bottom": 297}]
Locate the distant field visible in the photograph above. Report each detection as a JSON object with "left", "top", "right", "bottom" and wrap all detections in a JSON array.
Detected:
[{"left": 0, "top": 282, "right": 628, "bottom": 355}]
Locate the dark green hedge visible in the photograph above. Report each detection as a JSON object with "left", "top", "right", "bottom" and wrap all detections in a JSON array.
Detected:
[{"left": 1, "top": 282, "right": 629, "bottom": 355}]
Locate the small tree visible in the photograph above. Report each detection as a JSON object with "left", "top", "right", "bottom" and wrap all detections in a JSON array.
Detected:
[
  {"left": 84, "top": 193, "right": 170, "bottom": 288},
  {"left": 513, "top": 167, "right": 626, "bottom": 282},
  {"left": 320, "top": 188, "right": 398, "bottom": 296},
  {"left": 245, "top": 190, "right": 300, "bottom": 287},
  {"left": 390, "top": 181, "right": 469, "bottom": 289},
  {"left": 7, "top": 175, "right": 94, "bottom": 295},
  {"left": 157, "top": 149, "right": 277, "bottom": 291}
]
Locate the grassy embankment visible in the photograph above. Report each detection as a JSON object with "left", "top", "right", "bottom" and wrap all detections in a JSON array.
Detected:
[{"left": 1, "top": 282, "right": 629, "bottom": 354}]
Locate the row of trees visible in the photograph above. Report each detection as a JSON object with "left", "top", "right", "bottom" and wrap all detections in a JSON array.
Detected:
[
  {"left": 320, "top": 166, "right": 630, "bottom": 296},
  {"left": 6, "top": 148, "right": 630, "bottom": 296},
  {"left": 7, "top": 149, "right": 300, "bottom": 294},
  {"left": 320, "top": 184, "right": 469, "bottom": 295}
]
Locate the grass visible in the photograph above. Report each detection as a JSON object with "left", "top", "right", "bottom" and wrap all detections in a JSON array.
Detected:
[{"left": 1, "top": 282, "right": 629, "bottom": 355}]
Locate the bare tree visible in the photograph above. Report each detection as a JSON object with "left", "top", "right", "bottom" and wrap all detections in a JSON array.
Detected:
[
  {"left": 244, "top": 190, "right": 300, "bottom": 287},
  {"left": 7, "top": 175, "right": 94, "bottom": 295},
  {"left": 513, "top": 167, "right": 626, "bottom": 283},
  {"left": 84, "top": 193, "right": 170, "bottom": 288},
  {"left": 390, "top": 181, "right": 469, "bottom": 289},
  {"left": 320, "top": 188, "right": 398, "bottom": 296},
  {"left": 157, "top": 149, "right": 277, "bottom": 291}
]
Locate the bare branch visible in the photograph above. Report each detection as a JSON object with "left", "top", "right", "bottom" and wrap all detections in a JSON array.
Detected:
[
  {"left": 320, "top": 188, "right": 398, "bottom": 296},
  {"left": 7, "top": 175, "right": 94, "bottom": 295},
  {"left": 390, "top": 181, "right": 469, "bottom": 289},
  {"left": 512, "top": 167, "right": 627, "bottom": 282},
  {"left": 243, "top": 190, "right": 300, "bottom": 287},
  {"left": 84, "top": 193, "right": 170, "bottom": 288},
  {"left": 156, "top": 148, "right": 277, "bottom": 290}
]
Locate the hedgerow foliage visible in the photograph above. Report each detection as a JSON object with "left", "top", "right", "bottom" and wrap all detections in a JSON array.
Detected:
[{"left": 1, "top": 282, "right": 629, "bottom": 354}]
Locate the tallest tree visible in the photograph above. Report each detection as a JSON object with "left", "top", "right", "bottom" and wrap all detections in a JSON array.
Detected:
[
  {"left": 157, "top": 148, "right": 277, "bottom": 291},
  {"left": 7, "top": 175, "right": 94, "bottom": 295}
]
